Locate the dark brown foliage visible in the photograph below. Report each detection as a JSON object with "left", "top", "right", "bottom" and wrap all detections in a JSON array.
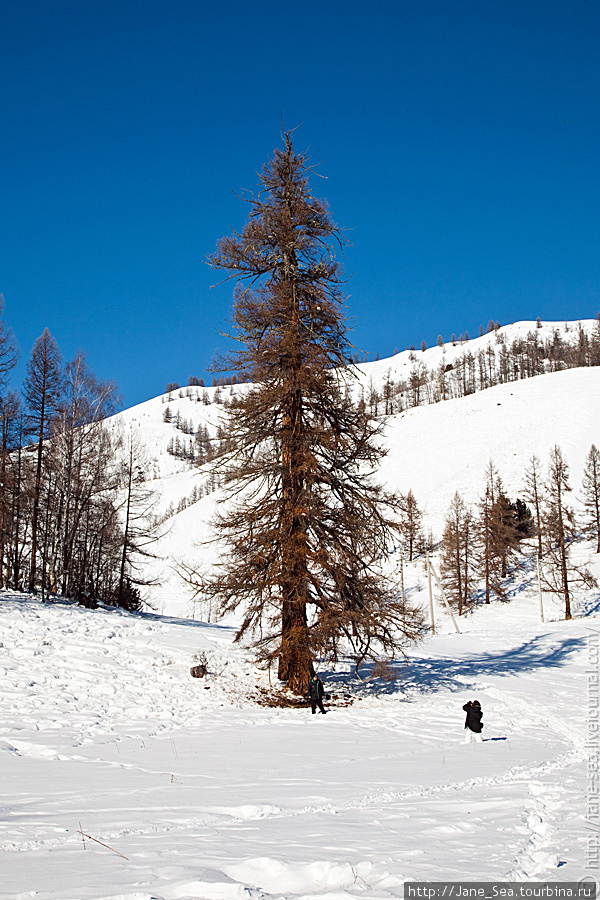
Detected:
[{"left": 200, "top": 131, "right": 422, "bottom": 694}]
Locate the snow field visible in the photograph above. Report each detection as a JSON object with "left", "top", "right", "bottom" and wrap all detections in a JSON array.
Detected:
[{"left": 1, "top": 583, "right": 596, "bottom": 899}]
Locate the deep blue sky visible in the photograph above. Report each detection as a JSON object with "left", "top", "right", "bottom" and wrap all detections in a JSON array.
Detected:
[{"left": 2, "top": 0, "right": 599, "bottom": 408}]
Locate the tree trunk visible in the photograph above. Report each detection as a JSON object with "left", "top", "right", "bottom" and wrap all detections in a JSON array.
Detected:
[
  {"left": 556, "top": 482, "right": 571, "bottom": 620},
  {"left": 278, "top": 375, "right": 312, "bottom": 693},
  {"left": 29, "top": 404, "right": 45, "bottom": 592}
]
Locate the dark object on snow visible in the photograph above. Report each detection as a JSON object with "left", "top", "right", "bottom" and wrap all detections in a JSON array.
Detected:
[
  {"left": 463, "top": 700, "right": 483, "bottom": 733},
  {"left": 190, "top": 664, "right": 208, "bottom": 678},
  {"left": 307, "top": 675, "right": 327, "bottom": 714}
]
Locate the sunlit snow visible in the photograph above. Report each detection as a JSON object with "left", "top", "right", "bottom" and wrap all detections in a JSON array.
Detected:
[{"left": 2, "top": 320, "right": 599, "bottom": 898}]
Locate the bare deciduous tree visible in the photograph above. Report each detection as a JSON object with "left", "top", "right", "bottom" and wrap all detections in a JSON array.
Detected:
[
  {"left": 23, "top": 329, "right": 63, "bottom": 592},
  {"left": 542, "top": 445, "right": 596, "bottom": 619},
  {"left": 399, "top": 489, "right": 424, "bottom": 562},
  {"left": 582, "top": 444, "right": 600, "bottom": 554},
  {"left": 523, "top": 454, "right": 545, "bottom": 559},
  {"left": 440, "top": 491, "right": 473, "bottom": 615}
]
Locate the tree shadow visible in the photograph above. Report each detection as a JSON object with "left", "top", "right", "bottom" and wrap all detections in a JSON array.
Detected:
[
  {"left": 578, "top": 591, "right": 600, "bottom": 617},
  {"left": 137, "top": 607, "right": 237, "bottom": 635},
  {"left": 2, "top": 590, "right": 239, "bottom": 636},
  {"left": 320, "top": 633, "right": 586, "bottom": 698}
]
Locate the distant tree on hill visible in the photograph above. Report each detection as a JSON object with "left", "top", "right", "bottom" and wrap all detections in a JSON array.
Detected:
[
  {"left": 490, "top": 484, "right": 522, "bottom": 580},
  {"left": 514, "top": 499, "right": 534, "bottom": 538},
  {"left": 573, "top": 321, "right": 590, "bottom": 368},
  {"left": 437, "top": 335, "right": 444, "bottom": 348},
  {"left": 541, "top": 445, "right": 596, "bottom": 619},
  {"left": 591, "top": 314, "right": 600, "bottom": 366},
  {"left": 193, "top": 423, "right": 213, "bottom": 465},
  {"left": 194, "top": 130, "right": 422, "bottom": 693},
  {"left": 582, "top": 444, "right": 600, "bottom": 553},
  {"left": 523, "top": 454, "right": 545, "bottom": 559},
  {"left": 116, "top": 428, "right": 159, "bottom": 610},
  {"left": 382, "top": 370, "right": 396, "bottom": 415},
  {"left": 440, "top": 492, "right": 473, "bottom": 615},
  {"left": 476, "top": 466, "right": 495, "bottom": 605},
  {"left": 434, "top": 358, "right": 449, "bottom": 402},
  {"left": 475, "top": 462, "right": 523, "bottom": 603},
  {"left": 408, "top": 356, "right": 428, "bottom": 407},
  {"left": 399, "top": 490, "right": 424, "bottom": 562}
]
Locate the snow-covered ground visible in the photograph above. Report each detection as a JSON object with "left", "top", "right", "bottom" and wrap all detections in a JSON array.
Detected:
[
  {"left": 1, "top": 580, "right": 598, "bottom": 899},
  {"left": 2, "top": 319, "right": 599, "bottom": 897}
]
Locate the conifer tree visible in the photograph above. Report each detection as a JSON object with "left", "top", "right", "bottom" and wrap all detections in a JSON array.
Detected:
[
  {"left": 542, "top": 445, "right": 596, "bottom": 619},
  {"left": 582, "top": 444, "right": 600, "bottom": 553},
  {"left": 116, "top": 427, "right": 159, "bottom": 609},
  {"left": 200, "top": 131, "right": 421, "bottom": 693},
  {"left": 590, "top": 314, "right": 600, "bottom": 366},
  {"left": 523, "top": 454, "right": 545, "bottom": 558},
  {"left": 399, "top": 490, "right": 424, "bottom": 562},
  {"left": 477, "top": 462, "right": 525, "bottom": 605},
  {"left": 477, "top": 475, "right": 494, "bottom": 605},
  {"left": 440, "top": 492, "right": 473, "bottom": 615}
]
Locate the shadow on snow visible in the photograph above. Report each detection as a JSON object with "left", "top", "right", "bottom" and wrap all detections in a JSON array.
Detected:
[{"left": 320, "top": 632, "right": 586, "bottom": 699}]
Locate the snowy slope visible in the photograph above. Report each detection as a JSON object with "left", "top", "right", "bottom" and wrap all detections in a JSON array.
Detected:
[
  {"left": 379, "top": 366, "right": 600, "bottom": 536},
  {"left": 106, "top": 320, "right": 600, "bottom": 617},
  {"left": 352, "top": 319, "right": 595, "bottom": 384},
  {"left": 2, "top": 319, "right": 599, "bottom": 898}
]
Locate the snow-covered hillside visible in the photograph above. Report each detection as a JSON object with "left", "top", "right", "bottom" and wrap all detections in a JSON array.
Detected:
[
  {"left": 108, "top": 320, "right": 600, "bottom": 618},
  {"left": 2, "top": 319, "right": 599, "bottom": 898}
]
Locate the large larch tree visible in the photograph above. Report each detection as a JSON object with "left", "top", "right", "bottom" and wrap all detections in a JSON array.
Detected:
[{"left": 203, "top": 131, "right": 421, "bottom": 693}]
